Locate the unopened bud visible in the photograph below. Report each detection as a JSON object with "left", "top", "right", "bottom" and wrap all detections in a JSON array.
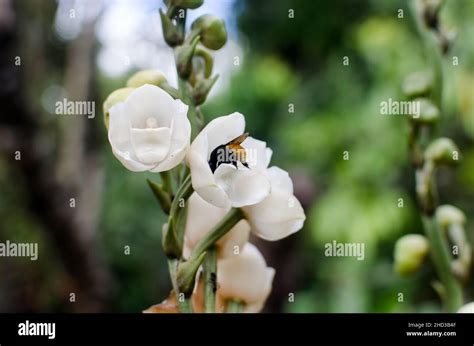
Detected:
[
  {"left": 103, "top": 88, "right": 134, "bottom": 129},
  {"left": 127, "top": 70, "right": 167, "bottom": 88},
  {"left": 175, "top": 35, "right": 200, "bottom": 78},
  {"left": 394, "top": 234, "right": 429, "bottom": 275},
  {"left": 160, "top": 9, "right": 183, "bottom": 47},
  {"left": 193, "top": 74, "right": 218, "bottom": 105},
  {"left": 411, "top": 98, "right": 439, "bottom": 124},
  {"left": 436, "top": 205, "right": 466, "bottom": 229},
  {"left": 191, "top": 14, "right": 227, "bottom": 50},
  {"left": 402, "top": 72, "right": 433, "bottom": 98},
  {"left": 168, "top": 0, "right": 203, "bottom": 9},
  {"left": 162, "top": 223, "right": 181, "bottom": 259},
  {"left": 177, "top": 252, "right": 207, "bottom": 297},
  {"left": 424, "top": 137, "right": 460, "bottom": 166}
]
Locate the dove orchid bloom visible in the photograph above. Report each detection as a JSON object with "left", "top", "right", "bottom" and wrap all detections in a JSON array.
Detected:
[{"left": 107, "top": 84, "right": 191, "bottom": 172}]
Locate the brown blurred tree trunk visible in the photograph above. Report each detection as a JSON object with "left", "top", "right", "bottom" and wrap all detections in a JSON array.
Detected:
[{"left": 0, "top": 0, "right": 110, "bottom": 312}]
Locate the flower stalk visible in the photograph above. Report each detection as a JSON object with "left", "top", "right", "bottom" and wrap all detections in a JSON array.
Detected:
[
  {"left": 189, "top": 208, "right": 244, "bottom": 263},
  {"left": 399, "top": 0, "right": 469, "bottom": 312},
  {"left": 225, "top": 299, "right": 244, "bottom": 313}
]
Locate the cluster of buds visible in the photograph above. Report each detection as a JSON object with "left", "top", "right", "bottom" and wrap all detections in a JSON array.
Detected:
[
  {"left": 394, "top": 1, "right": 471, "bottom": 312},
  {"left": 414, "top": 0, "right": 456, "bottom": 54}
]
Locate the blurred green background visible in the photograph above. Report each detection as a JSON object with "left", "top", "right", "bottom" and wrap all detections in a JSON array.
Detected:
[{"left": 0, "top": 0, "right": 473, "bottom": 312}]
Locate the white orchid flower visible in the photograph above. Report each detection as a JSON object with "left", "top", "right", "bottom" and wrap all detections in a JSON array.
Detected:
[
  {"left": 107, "top": 84, "right": 191, "bottom": 172},
  {"left": 242, "top": 164, "right": 306, "bottom": 241},
  {"left": 217, "top": 243, "right": 275, "bottom": 313},
  {"left": 183, "top": 192, "right": 250, "bottom": 259},
  {"left": 186, "top": 112, "right": 271, "bottom": 208}
]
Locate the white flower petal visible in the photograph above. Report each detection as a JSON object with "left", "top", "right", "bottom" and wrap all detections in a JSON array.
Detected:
[
  {"left": 217, "top": 220, "right": 250, "bottom": 259},
  {"left": 183, "top": 193, "right": 249, "bottom": 259},
  {"left": 217, "top": 243, "right": 274, "bottom": 311},
  {"left": 266, "top": 166, "right": 293, "bottom": 194},
  {"left": 244, "top": 268, "right": 275, "bottom": 313},
  {"left": 458, "top": 302, "right": 474, "bottom": 313},
  {"left": 150, "top": 107, "right": 191, "bottom": 172},
  {"left": 242, "top": 136, "right": 270, "bottom": 170},
  {"left": 243, "top": 189, "right": 305, "bottom": 241},
  {"left": 150, "top": 144, "right": 188, "bottom": 172},
  {"left": 214, "top": 164, "right": 271, "bottom": 207},
  {"left": 130, "top": 127, "right": 171, "bottom": 164},
  {"left": 265, "top": 148, "right": 273, "bottom": 168},
  {"left": 108, "top": 103, "right": 154, "bottom": 171},
  {"left": 126, "top": 84, "right": 174, "bottom": 128},
  {"left": 187, "top": 149, "right": 230, "bottom": 208},
  {"left": 184, "top": 193, "right": 229, "bottom": 250},
  {"left": 192, "top": 112, "right": 245, "bottom": 157}
]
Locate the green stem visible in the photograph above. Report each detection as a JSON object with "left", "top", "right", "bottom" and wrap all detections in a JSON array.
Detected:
[
  {"left": 203, "top": 246, "right": 217, "bottom": 313},
  {"left": 422, "top": 216, "right": 463, "bottom": 312},
  {"left": 225, "top": 299, "right": 244, "bottom": 313},
  {"left": 189, "top": 208, "right": 244, "bottom": 263},
  {"left": 178, "top": 298, "right": 193, "bottom": 313},
  {"left": 168, "top": 174, "right": 193, "bottom": 253}
]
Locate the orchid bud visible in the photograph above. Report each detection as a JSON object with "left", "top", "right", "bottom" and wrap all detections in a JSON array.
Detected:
[
  {"left": 159, "top": 9, "right": 183, "bottom": 47},
  {"left": 193, "top": 74, "right": 218, "bottom": 105},
  {"left": 394, "top": 234, "right": 429, "bottom": 275},
  {"left": 424, "top": 137, "right": 460, "bottom": 166},
  {"left": 167, "top": 0, "right": 203, "bottom": 9},
  {"left": 177, "top": 251, "right": 207, "bottom": 297},
  {"left": 102, "top": 87, "right": 134, "bottom": 129},
  {"left": 402, "top": 72, "right": 433, "bottom": 98},
  {"left": 147, "top": 179, "right": 171, "bottom": 214},
  {"left": 191, "top": 14, "right": 227, "bottom": 50},
  {"left": 435, "top": 205, "right": 466, "bottom": 230},
  {"left": 126, "top": 69, "right": 167, "bottom": 88},
  {"left": 410, "top": 98, "right": 439, "bottom": 124},
  {"left": 436, "top": 205, "right": 470, "bottom": 281},
  {"left": 175, "top": 35, "right": 200, "bottom": 78},
  {"left": 162, "top": 223, "right": 181, "bottom": 259}
]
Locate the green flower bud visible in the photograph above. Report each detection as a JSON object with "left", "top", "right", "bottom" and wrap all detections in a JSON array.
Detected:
[
  {"left": 191, "top": 14, "right": 227, "bottom": 50},
  {"left": 394, "top": 234, "right": 429, "bottom": 275},
  {"left": 402, "top": 72, "right": 433, "bottom": 98},
  {"left": 103, "top": 87, "right": 134, "bottom": 129},
  {"left": 146, "top": 179, "right": 171, "bottom": 214},
  {"left": 159, "top": 9, "right": 183, "bottom": 47},
  {"left": 126, "top": 69, "right": 167, "bottom": 88},
  {"left": 424, "top": 137, "right": 460, "bottom": 166},
  {"left": 177, "top": 252, "right": 207, "bottom": 297},
  {"left": 193, "top": 74, "right": 218, "bottom": 105},
  {"left": 410, "top": 98, "right": 439, "bottom": 124},
  {"left": 175, "top": 35, "right": 200, "bottom": 78},
  {"left": 162, "top": 223, "right": 181, "bottom": 259},
  {"left": 435, "top": 205, "right": 466, "bottom": 229},
  {"left": 167, "top": 0, "right": 203, "bottom": 9}
]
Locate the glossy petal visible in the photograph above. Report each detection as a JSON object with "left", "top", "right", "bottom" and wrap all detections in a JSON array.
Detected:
[
  {"left": 243, "top": 189, "right": 305, "bottom": 241},
  {"left": 217, "top": 243, "right": 274, "bottom": 312},
  {"left": 214, "top": 164, "right": 271, "bottom": 207},
  {"left": 126, "top": 84, "right": 174, "bottom": 128}
]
